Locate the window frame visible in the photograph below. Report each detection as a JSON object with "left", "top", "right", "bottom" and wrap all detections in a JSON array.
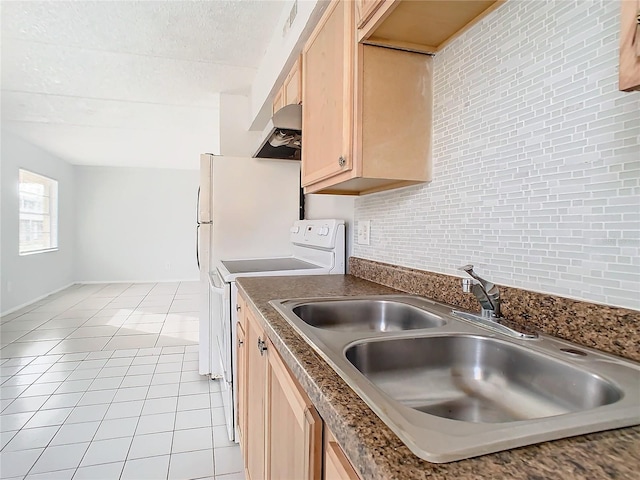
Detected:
[{"left": 18, "top": 168, "right": 59, "bottom": 256}]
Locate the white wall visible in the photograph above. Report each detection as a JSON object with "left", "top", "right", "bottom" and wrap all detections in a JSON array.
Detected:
[
  {"left": 217, "top": 94, "right": 262, "bottom": 157},
  {"left": 1, "top": 131, "right": 77, "bottom": 313},
  {"left": 75, "top": 166, "right": 200, "bottom": 283},
  {"left": 354, "top": 0, "right": 640, "bottom": 310}
]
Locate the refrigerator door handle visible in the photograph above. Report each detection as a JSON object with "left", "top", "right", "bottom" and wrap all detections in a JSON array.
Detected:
[
  {"left": 196, "top": 187, "right": 200, "bottom": 225},
  {"left": 196, "top": 186, "right": 212, "bottom": 271},
  {"left": 197, "top": 187, "right": 213, "bottom": 225},
  {"left": 196, "top": 186, "right": 201, "bottom": 271},
  {"left": 196, "top": 224, "right": 200, "bottom": 270}
]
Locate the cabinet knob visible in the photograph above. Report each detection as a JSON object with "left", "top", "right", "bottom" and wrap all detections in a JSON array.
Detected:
[
  {"left": 236, "top": 304, "right": 241, "bottom": 312},
  {"left": 238, "top": 339, "right": 244, "bottom": 347},
  {"left": 338, "top": 156, "right": 346, "bottom": 167}
]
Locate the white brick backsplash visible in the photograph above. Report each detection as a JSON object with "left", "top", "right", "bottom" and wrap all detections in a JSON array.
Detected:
[{"left": 354, "top": 0, "right": 640, "bottom": 310}]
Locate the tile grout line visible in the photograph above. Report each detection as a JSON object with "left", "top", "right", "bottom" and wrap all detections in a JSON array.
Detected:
[
  {"left": 163, "top": 350, "right": 183, "bottom": 480},
  {"left": 18, "top": 391, "right": 75, "bottom": 479},
  {"left": 16, "top": 346, "right": 117, "bottom": 477},
  {"left": 2, "top": 282, "right": 199, "bottom": 359},
  {"left": 0, "top": 282, "right": 227, "bottom": 479},
  {"left": 2, "top": 285, "right": 125, "bottom": 359}
]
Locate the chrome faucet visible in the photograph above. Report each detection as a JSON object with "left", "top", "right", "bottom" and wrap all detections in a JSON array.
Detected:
[{"left": 458, "top": 264, "right": 501, "bottom": 319}]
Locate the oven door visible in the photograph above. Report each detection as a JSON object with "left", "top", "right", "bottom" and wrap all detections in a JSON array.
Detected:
[
  {"left": 209, "top": 269, "right": 234, "bottom": 440},
  {"left": 208, "top": 271, "right": 229, "bottom": 378}
]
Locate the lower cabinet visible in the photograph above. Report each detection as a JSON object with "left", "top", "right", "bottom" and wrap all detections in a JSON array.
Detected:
[
  {"left": 235, "top": 322, "right": 246, "bottom": 454},
  {"left": 244, "top": 305, "right": 267, "bottom": 480},
  {"left": 237, "top": 291, "right": 361, "bottom": 480},
  {"left": 324, "top": 427, "right": 361, "bottom": 480},
  {"left": 266, "top": 336, "right": 322, "bottom": 479}
]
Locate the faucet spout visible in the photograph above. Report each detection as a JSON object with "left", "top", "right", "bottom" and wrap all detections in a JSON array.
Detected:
[
  {"left": 471, "top": 284, "right": 496, "bottom": 314},
  {"left": 458, "top": 264, "right": 501, "bottom": 318}
]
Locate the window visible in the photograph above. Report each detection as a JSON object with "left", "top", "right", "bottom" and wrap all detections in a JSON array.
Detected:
[{"left": 19, "top": 169, "right": 58, "bottom": 255}]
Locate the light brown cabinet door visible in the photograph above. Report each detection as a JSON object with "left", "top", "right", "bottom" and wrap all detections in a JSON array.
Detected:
[
  {"left": 273, "top": 56, "right": 302, "bottom": 114},
  {"left": 284, "top": 56, "right": 302, "bottom": 106},
  {"left": 236, "top": 292, "right": 360, "bottom": 480},
  {"left": 304, "top": 42, "right": 433, "bottom": 195},
  {"left": 272, "top": 88, "right": 285, "bottom": 115},
  {"left": 244, "top": 308, "right": 267, "bottom": 480},
  {"left": 265, "top": 339, "right": 322, "bottom": 480},
  {"left": 236, "top": 322, "right": 246, "bottom": 455},
  {"left": 302, "top": 0, "right": 354, "bottom": 187},
  {"left": 324, "top": 428, "right": 361, "bottom": 480},
  {"left": 301, "top": 0, "right": 434, "bottom": 195},
  {"left": 355, "top": 0, "right": 385, "bottom": 28}
]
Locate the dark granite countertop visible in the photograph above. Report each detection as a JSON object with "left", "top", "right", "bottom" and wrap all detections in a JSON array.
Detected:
[{"left": 236, "top": 274, "right": 640, "bottom": 480}]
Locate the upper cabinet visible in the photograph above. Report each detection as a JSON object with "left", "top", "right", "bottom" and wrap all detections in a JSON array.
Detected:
[
  {"left": 273, "top": 56, "right": 303, "bottom": 114},
  {"left": 302, "top": 0, "right": 433, "bottom": 195},
  {"left": 301, "top": 0, "right": 505, "bottom": 195},
  {"left": 358, "top": 0, "right": 504, "bottom": 54},
  {"left": 302, "top": 0, "right": 356, "bottom": 190},
  {"left": 273, "top": 89, "right": 285, "bottom": 115},
  {"left": 619, "top": 0, "right": 640, "bottom": 91},
  {"left": 283, "top": 56, "right": 303, "bottom": 106},
  {"left": 355, "top": 0, "right": 384, "bottom": 28}
]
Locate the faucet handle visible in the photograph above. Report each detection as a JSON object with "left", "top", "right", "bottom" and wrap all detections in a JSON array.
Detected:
[{"left": 458, "top": 264, "right": 474, "bottom": 273}]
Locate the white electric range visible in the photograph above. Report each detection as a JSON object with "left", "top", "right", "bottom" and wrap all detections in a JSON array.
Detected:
[{"left": 209, "top": 219, "right": 346, "bottom": 441}]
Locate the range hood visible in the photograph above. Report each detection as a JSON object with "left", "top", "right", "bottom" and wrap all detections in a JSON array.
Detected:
[{"left": 253, "top": 104, "right": 302, "bottom": 160}]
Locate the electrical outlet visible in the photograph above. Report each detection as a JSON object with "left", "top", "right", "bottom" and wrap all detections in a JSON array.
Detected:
[{"left": 357, "top": 221, "right": 371, "bottom": 245}]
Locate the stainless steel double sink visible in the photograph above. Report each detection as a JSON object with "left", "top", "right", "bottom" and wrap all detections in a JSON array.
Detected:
[{"left": 269, "top": 295, "right": 640, "bottom": 463}]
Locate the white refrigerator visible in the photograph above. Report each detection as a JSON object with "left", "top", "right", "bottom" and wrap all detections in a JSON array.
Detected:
[{"left": 197, "top": 154, "right": 301, "bottom": 377}]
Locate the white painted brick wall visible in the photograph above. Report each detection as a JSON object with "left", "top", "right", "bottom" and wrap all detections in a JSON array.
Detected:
[{"left": 353, "top": 0, "right": 640, "bottom": 310}]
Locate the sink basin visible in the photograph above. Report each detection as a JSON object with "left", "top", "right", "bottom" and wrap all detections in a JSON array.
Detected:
[
  {"left": 345, "top": 335, "right": 623, "bottom": 423},
  {"left": 269, "top": 295, "right": 640, "bottom": 462},
  {"left": 292, "top": 299, "right": 445, "bottom": 332}
]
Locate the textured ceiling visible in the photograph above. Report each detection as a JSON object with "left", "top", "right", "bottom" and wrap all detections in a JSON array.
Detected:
[{"left": 1, "top": 0, "right": 286, "bottom": 169}]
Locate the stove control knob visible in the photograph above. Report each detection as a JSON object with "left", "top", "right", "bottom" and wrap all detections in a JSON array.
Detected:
[
  {"left": 290, "top": 226, "right": 300, "bottom": 233},
  {"left": 319, "top": 227, "right": 329, "bottom": 236}
]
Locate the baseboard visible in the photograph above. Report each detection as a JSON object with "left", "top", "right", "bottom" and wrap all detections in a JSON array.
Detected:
[
  {"left": 78, "top": 278, "right": 199, "bottom": 284},
  {"left": 1, "top": 282, "right": 77, "bottom": 316}
]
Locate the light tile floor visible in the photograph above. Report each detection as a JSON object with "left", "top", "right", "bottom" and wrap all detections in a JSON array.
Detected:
[{"left": 0, "top": 282, "right": 245, "bottom": 480}]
